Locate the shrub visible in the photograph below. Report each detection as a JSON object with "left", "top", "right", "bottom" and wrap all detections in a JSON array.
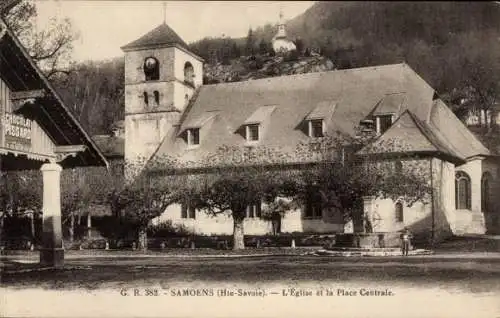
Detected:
[
  {"left": 147, "top": 220, "right": 194, "bottom": 238},
  {"left": 93, "top": 216, "right": 139, "bottom": 242}
]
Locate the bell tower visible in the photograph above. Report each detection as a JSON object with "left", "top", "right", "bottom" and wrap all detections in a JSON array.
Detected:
[{"left": 121, "top": 22, "right": 203, "bottom": 174}]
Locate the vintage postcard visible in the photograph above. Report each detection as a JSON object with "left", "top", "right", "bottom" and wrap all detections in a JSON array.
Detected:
[{"left": 0, "top": 1, "right": 499, "bottom": 317}]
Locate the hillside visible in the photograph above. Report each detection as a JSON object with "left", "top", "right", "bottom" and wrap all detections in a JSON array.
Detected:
[
  {"left": 203, "top": 54, "right": 334, "bottom": 84},
  {"left": 52, "top": 57, "right": 125, "bottom": 136},
  {"left": 285, "top": 1, "right": 500, "bottom": 90}
]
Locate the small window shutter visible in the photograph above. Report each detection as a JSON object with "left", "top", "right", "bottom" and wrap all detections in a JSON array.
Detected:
[
  {"left": 181, "top": 204, "right": 188, "bottom": 218},
  {"left": 256, "top": 203, "right": 262, "bottom": 218},
  {"left": 189, "top": 206, "right": 196, "bottom": 219}
]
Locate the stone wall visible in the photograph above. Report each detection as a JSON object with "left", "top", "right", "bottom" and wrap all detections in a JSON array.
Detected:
[
  {"left": 124, "top": 47, "right": 176, "bottom": 84},
  {"left": 124, "top": 112, "right": 180, "bottom": 170}
]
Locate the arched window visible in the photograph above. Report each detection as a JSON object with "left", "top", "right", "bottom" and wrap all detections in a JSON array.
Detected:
[
  {"left": 154, "top": 91, "right": 160, "bottom": 105},
  {"left": 455, "top": 171, "right": 471, "bottom": 210},
  {"left": 143, "top": 57, "right": 159, "bottom": 81},
  {"left": 481, "top": 172, "right": 492, "bottom": 212},
  {"left": 395, "top": 201, "right": 404, "bottom": 222},
  {"left": 143, "top": 92, "right": 149, "bottom": 105},
  {"left": 184, "top": 62, "right": 195, "bottom": 86}
]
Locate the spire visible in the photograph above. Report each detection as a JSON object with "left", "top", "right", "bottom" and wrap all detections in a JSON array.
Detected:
[
  {"left": 275, "top": 8, "right": 287, "bottom": 39},
  {"left": 162, "top": 1, "right": 167, "bottom": 24}
]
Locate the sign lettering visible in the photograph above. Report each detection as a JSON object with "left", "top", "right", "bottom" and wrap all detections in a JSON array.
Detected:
[{"left": 2, "top": 113, "right": 32, "bottom": 150}]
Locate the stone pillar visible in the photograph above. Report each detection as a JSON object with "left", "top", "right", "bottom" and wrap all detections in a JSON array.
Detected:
[
  {"left": 87, "top": 212, "right": 92, "bottom": 239},
  {"left": 39, "top": 163, "right": 64, "bottom": 268}
]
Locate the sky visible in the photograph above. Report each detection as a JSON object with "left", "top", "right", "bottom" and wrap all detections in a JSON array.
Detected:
[{"left": 34, "top": 1, "right": 315, "bottom": 62}]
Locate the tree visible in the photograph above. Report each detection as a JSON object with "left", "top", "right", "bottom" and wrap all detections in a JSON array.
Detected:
[
  {"left": 258, "top": 39, "right": 269, "bottom": 55},
  {"left": 110, "top": 157, "right": 183, "bottom": 251},
  {"left": 0, "top": 169, "right": 42, "bottom": 245},
  {"left": 2, "top": 0, "right": 78, "bottom": 79},
  {"left": 53, "top": 58, "right": 125, "bottom": 135},
  {"left": 59, "top": 165, "right": 121, "bottom": 243},
  {"left": 231, "top": 42, "right": 241, "bottom": 59},
  {"left": 291, "top": 130, "right": 432, "bottom": 232},
  {"left": 173, "top": 146, "right": 296, "bottom": 250},
  {"left": 261, "top": 198, "right": 293, "bottom": 235},
  {"left": 245, "top": 27, "right": 255, "bottom": 56},
  {"left": 294, "top": 37, "right": 304, "bottom": 55},
  {"left": 439, "top": 36, "right": 500, "bottom": 131}
]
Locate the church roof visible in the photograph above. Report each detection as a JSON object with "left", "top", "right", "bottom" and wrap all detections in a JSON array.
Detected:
[
  {"left": 121, "top": 23, "right": 189, "bottom": 51},
  {"left": 148, "top": 63, "right": 490, "bottom": 170}
]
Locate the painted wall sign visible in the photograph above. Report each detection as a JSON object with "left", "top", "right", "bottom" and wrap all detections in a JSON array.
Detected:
[{"left": 2, "top": 112, "right": 32, "bottom": 151}]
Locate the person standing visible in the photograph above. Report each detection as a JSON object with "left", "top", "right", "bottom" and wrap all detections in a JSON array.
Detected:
[{"left": 401, "top": 227, "right": 412, "bottom": 256}]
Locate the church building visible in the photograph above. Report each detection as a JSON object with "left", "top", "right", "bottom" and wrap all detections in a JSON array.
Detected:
[{"left": 120, "top": 20, "right": 500, "bottom": 241}]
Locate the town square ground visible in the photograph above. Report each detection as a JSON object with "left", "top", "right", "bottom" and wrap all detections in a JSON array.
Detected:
[{"left": 1, "top": 239, "right": 500, "bottom": 318}]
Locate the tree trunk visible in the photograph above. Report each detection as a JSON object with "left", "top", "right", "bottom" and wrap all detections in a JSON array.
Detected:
[
  {"left": 138, "top": 228, "right": 148, "bottom": 251},
  {"left": 233, "top": 213, "right": 245, "bottom": 250},
  {"left": 0, "top": 215, "right": 4, "bottom": 247},
  {"left": 30, "top": 212, "right": 35, "bottom": 240},
  {"left": 69, "top": 213, "right": 75, "bottom": 243},
  {"left": 87, "top": 213, "right": 92, "bottom": 239},
  {"left": 272, "top": 214, "right": 282, "bottom": 236}
]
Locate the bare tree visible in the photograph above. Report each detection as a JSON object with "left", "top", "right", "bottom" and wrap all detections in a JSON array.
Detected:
[{"left": 2, "top": 0, "right": 78, "bottom": 79}]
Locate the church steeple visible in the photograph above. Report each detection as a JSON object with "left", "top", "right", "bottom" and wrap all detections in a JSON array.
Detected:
[
  {"left": 275, "top": 9, "right": 287, "bottom": 40},
  {"left": 272, "top": 8, "right": 296, "bottom": 54},
  {"left": 121, "top": 16, "right": 204, "bottom": 172}
]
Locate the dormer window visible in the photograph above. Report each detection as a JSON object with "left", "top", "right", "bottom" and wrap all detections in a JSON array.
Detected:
[
  {"left": 181, "top": 112, "right": 218, "bottom": 148},
  {"left": 245, "top": 124, "right": 260, "bottom": 142},
  {"left": 369, "top": 93, "right": 406, "bottom": 135},
  {"left": 308, "top": 119, "right": 324, "bottom": 138},
  {"left": 187, "top": 128, "right": 200, "bottom": 146},
  {"left": 241, "top": 106, "right": 276, "bottom": 143},
  {"left": 376, "top": 115, "right": 393, "bottom": 134},
  {"left": 305, "top": 101, "right": 336, "bottom": 138},
  {"left": 143, "top": 57, "right": 159, "bottom": 81}
]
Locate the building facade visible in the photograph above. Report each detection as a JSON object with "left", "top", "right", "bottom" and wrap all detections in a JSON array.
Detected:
[{"left": 121, "top": 22, "right": 500, "bottom": 240}]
